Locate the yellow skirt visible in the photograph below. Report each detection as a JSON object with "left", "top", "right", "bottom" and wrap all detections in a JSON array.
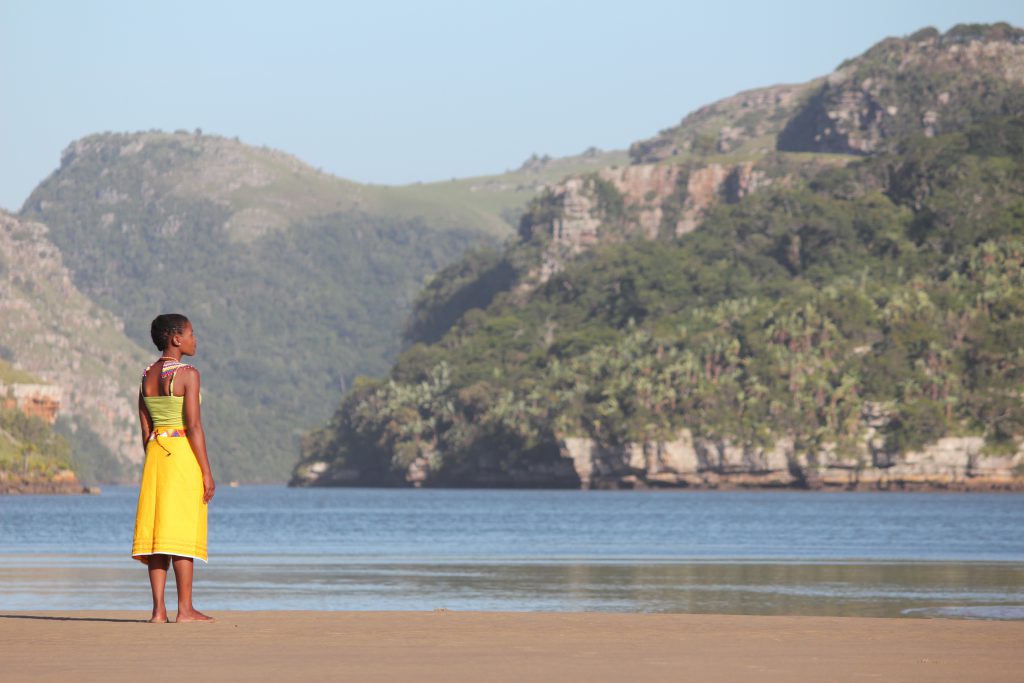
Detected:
[{"left": 131, "top": 428, "right": 208, "bottom": 563}]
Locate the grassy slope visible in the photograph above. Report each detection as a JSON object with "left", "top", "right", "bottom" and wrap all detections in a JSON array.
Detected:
[
  {"left": 128, "top": 132, "right": 626, "bottom": 242},
  {"left": 383, "top": 149, "right": 630, "bottom": 234}
]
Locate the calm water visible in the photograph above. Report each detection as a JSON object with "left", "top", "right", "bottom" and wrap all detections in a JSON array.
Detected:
[{"left": 1, "top": 486, "right": 1022, "bottom": 618}]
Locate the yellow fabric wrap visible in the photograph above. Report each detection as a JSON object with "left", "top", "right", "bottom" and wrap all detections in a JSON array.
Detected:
[{"left": 131, "top": 428, "right": 208, "bottom": 563}]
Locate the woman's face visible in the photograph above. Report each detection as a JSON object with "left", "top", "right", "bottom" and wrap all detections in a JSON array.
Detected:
[{"left": 178, "top": 322, "right": 197, "bottom": 356}]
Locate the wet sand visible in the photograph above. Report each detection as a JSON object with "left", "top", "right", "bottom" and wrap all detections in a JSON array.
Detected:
[{"left": 1, "top": 611, "right": 1022, "bottom": 682}]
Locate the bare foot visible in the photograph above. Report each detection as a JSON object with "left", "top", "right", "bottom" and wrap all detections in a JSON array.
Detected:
[
  {"left": 175, "top": 609, "right": 215, "bottom": 623},
  {"left": 149, "top": 613, "right": 168, "bottom": 623}
]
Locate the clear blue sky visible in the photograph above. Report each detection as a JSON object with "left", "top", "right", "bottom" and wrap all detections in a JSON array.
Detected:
[{"left": 2, "top": 1, "right": 1021, "bottom": 210}]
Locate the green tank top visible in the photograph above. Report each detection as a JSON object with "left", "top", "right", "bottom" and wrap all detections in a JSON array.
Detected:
[{"left": 142, "top": 360, "right": 201, "bottom": 427}]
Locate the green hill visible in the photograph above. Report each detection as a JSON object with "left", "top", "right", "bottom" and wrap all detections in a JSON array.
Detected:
[
  {"left": 19, "top": 130, "right": 622, "bottom": 481},
  {"left": 294, "top": 24, "right": 1024, "bottom": 489}
]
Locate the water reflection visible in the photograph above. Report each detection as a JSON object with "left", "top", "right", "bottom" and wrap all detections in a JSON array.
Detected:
[{"left": 2, "top": 557, "right": 1021, "bottom": 618}]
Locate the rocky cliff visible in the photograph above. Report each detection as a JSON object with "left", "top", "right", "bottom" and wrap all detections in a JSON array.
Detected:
[
  {"left": 559, "top": 433, "right": 1024, "bottom": 492},
  {"left": 778, "top": 24, "right": 1024, "bottom": 154},
  {"left": 634, "top": 23, "right": 1024, "bottom": 161},
  {"left": 0, "top": 382, "right": 61, "bottom": 423},
  {"left": 294, "top": 430, "right": 1024, "bottom": 492},
  {"left": 0, "top": 211, "right": 147, "bottom": 478},
  {"left": 521, "top": 154, "right": 847, "bottom": 288},
  {"left": 521, "top": 24, "right": 1024, "bottom": 288}
]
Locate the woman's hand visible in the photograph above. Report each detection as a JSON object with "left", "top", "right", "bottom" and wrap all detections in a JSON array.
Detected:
[{"left": 203, "top": 472, "right": 216, "bottom": 504}]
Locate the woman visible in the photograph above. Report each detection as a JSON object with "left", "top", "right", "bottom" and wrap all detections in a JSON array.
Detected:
[{"left": 132, "top": 313, "right": 216, "bottom": 623}]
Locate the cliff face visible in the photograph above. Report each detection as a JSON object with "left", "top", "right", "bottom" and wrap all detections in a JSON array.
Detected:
[
  {"left": 633, "top": 24, "right": 1024, "bottom": 163},
  {"left": 0, "top": 211, "right": 146, "bottom": 475},
  {"left": 520, "top": 25, "right": 1024, "bottom": 287},
  {"left": 294, "top": 429, "right": 1023, "bottom": 492},
  {"left": 559, "top": 434, "right": 1024, "bottom": 492},
  {"left": 522, "top": 154, "right": 844, "bottom": 287},
  {"left": 0, "top": 383, "right": 61, "bottom": 423},
  {"left": 778, "top": 24, "right": 1024, "bottom": 154}
]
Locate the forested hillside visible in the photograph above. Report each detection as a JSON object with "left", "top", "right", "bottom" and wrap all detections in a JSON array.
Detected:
[{"left": 294, "top": 24, "right": 1024, "bottom": 490}]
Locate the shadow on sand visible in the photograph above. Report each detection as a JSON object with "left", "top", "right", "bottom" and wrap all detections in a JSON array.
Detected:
[{"left": 0, "top": 614, "right": 146, "bottom": 624}]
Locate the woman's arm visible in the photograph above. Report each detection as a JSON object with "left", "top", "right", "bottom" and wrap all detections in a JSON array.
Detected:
[
  {"left": 138, "top": 392, "right": 153, "bottom": 452},
  {"left": 181, "top": 368, "right": 215, "bottom": 503}
]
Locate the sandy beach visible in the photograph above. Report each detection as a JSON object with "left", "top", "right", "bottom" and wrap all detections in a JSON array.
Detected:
[{"left": 2, "top": 611, "right": 1022, "bottom": 682}]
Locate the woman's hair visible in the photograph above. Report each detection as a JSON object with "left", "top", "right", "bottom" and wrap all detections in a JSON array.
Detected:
[{"left": 150, "top": 314, "right": 190, "bottom": 351}]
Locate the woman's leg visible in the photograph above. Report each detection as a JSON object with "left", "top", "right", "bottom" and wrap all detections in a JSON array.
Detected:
[
  {"left": 171, "top": 556, "right": 214, "bottom": 622},
  {"left": 147, "top": 555, "right": 170, "bottom": 623}
]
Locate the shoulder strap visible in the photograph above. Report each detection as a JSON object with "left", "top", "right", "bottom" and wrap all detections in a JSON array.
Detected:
[
  {"left": 167, "top": 362, "right": 191, "bottom": 396},
  {"left": 142, "top": 360, "right": 191, "bottom": 396}
]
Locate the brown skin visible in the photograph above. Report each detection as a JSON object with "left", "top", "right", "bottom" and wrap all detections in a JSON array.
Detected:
[{"left": 137, "top": 320, "right": 215, "bottom": 623}]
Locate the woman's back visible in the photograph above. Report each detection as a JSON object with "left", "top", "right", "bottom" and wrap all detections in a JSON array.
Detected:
[{"left": 141, "top": 359, "right": 198, "bottom": 427}]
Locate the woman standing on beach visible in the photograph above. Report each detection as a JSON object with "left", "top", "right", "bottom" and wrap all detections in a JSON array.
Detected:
[{"left": 131, "top": 313, "right": 215, "bottom": 623}]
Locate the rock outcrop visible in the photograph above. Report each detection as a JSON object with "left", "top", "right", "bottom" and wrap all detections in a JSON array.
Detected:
[
  {"left": 0, "top": 382, "right": 61, "bottom": 424},
  {"left": 294, "top": 431, "right": 1024, "bottom": 491},
  {"left": 528, "top": 26, "right": 1024, "bottom": 288},
  {"left": 778, "top": 24, "right": 1024, "bottom": 154},
  {"left": 0, "top": 469, "right": 87, "bottom": 495},
  {"left": 523, "top": 159, "right": 786, "bottom": 286},
  {"left": 559, "top": 432, "right": 1024, "bottom": 491}
]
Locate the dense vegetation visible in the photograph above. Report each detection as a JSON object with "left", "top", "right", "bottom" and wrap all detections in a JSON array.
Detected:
[
  {"left": 0, "top": 362, "right": 73, "bottom": 478},
  {"left": 296, "top": 115, "right": 1024, "bottom": 484},
  {"left": 0, "top": 408, "right": 72, "bottom": 478}
]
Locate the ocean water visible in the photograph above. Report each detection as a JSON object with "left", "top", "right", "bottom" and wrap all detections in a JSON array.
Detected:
[{"left": 1, "top": 486, "right": 1022, "bottom": 618}]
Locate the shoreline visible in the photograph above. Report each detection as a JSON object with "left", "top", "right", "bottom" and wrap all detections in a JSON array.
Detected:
[
  {"left": 293, "top": 479, "right": 1024, "bottom": 492},
  {"left": 7, "top": 479, "right": 1024, "bottom": 494},
  {"left": 2, "top": 611, "right": 1023, "bottom": 681},
  {"left": 0, "top": 470, "right": 92, "bottom": 495}
]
